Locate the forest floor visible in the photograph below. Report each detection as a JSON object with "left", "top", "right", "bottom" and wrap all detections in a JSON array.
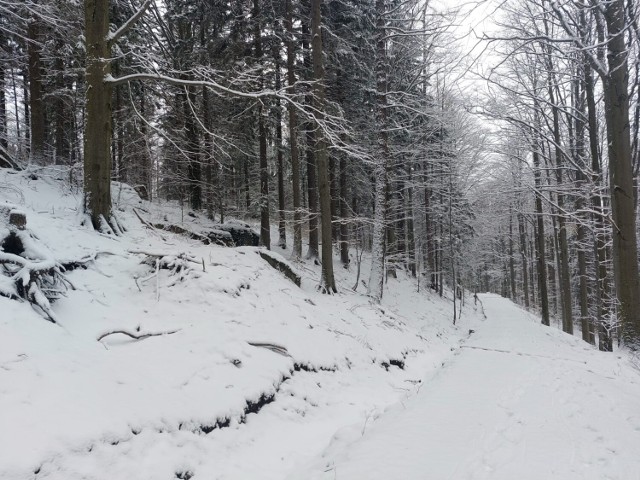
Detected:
[
  {"left": 2, "top": 166, "right": 640, "bottom": 480},
  {"left": 292, "top": 294, "right": 640, "bottom": 480}
]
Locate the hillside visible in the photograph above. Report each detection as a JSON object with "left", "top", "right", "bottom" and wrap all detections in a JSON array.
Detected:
[{"left": 0, "top": 167, "right": 479, "bottom": 480}]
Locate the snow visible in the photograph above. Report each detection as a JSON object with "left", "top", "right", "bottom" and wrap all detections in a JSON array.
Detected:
[
  {"left": 291, "top": 294, "right": 640, "bottom": 480},
  {"left": 2, "top": 166, "right": 640, "bottom": 480}
]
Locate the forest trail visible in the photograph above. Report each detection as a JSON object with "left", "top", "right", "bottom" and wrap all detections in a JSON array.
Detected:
[{"left": 292, "top": 294, "right": 640, "bottom": 480}]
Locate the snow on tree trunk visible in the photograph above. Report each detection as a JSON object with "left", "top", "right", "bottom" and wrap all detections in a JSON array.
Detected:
[{"left": 367, "top": 0, "right": 388, "bottom": 302}]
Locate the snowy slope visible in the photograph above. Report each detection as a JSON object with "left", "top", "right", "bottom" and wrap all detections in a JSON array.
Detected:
[
  {"left": 0, "top": 167, "right": 479, "bottom": 480},
  {"left": 291, "top": 294, "right": 640, "bottom": 480}
]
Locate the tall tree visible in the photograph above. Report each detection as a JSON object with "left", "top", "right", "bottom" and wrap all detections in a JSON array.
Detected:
[
  {"left": 27, "top": 17, "right": 45, "bottom": 164},
  {"left": 549, "top": 0, "right": 640, "bottom": 347},
  {"left": 311, "top": 0, "right": 336, "bottom": 292},
  {"left": 285, "top": 0, "right": 302, "bottom": 259},
  {"left": 254, "top": 0, "right": 270, "bottom": 249},
  {"left": 368, "top": 0, "right": 389, "bottom": 301},
  {"left": 84, "top": 0, "right": 114, "bottom": 230}
]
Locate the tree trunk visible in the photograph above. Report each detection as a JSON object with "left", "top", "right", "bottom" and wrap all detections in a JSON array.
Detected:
[
  {"left": 84, "top": 0, "right": 114, "bottom": 231},
  {"left": 53, "top": 37, "right": 69, "bottom": 165},
  {"left": 22, "top": 64, "right": 30, "bottom": 155},
  {"left": 518, "top": 213, "right": 530, "bottom": 308},
  {"left": 542, "top": 11, "right": 573, "bottom": 333},
  {"left": 254, "top": 0, "right": 270, "bottom": 249},
  {"left": 285, "top": 0, "right": 302, "bottom": 259},
  {"left": 406, "top": 167, "right": 416, "bottom": 276},
  {"left": 339, "top": 151, "right": 349, "bottom": 266},
  {"left": 330, "top": 155, "right": 338, "bottom": 241},
  {"left": 27, "top": 20, "right": 45, "bottom": 164},
  {"left": 302, "top": 22, "right": 319, "bottom": 260},
  {"left": 311, "top": 0, "right": 336, "bottom": 292},
  {"left": 274, "top": 47, "right": 286, "bottom": 249},
  {"left": 509, "top": 206, "right": 517, "bottom": 300},
  {"left": 140, "top": 85, "right": 152, "bottom": 201},
  {"left": 202, "top": 85, "right": 214, "bottom": 218},
  {"left": 244, "top": 157, "right": 251, "bottom": 213},
  {"left": 112, "top": 59, "right": 124, "bottom": 181},
  {"left": 532, "top": 115, "right": 550, "bottom": 325},
  {"left": 183, "top": 85, "right": 201, "bottom": 211},
  {"left": 585, "top": 57, "right": 612, "bottom": 351},
  {"left": 602, "top": 0, "right": 640, "bottom": 348},
  {"left": 0, "top": 35, "right": 7, "bottom": 152},
  {"left": 200, "top": 18, "right": 213, "bottom": 218},
  {"left": 574, "top": 63, "right": 595, "bottom": 345},
  {"left": 368, "top": 0, "right": 389, "bottom": 302}
]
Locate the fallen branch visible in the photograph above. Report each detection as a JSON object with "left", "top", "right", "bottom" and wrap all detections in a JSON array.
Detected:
[
  {"left": 97, "top": 328, "right": 180, "bottom": 342},
  {"left": 132, "top": 207, "right": 156, "bottom": 229},
  {"left": 247, "top": 341, "right": 291, "bottom": 357}
]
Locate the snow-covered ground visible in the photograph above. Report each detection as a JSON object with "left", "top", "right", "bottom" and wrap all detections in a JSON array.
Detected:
[
  {"left": 0, "top": 167, "right": 475, "bottom": 480},
  {"left": 2, "top": 167, "right": 640, "bottom": 480},
  {"left": 292, "top": 294, "right": 640, "bottom": 480}
]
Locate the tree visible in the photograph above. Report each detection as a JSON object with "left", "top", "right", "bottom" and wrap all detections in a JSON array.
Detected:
[
  {"left": 83, "top": 0, "right": 115, "bottom": 231},
  {"left": 367, "top": 0, "right": 389, "bottom": 302},
  {"left": 285, "top": 0, "right": 302, "bottom": 259},
  {"left": 311, "top": 0, "right": 336, "bottom": 292}
]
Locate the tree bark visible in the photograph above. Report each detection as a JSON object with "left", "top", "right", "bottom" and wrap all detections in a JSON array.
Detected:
[
  {"left": 339, "top": 151, "right": 349, "bottom": 266},
  {"left": 0, "top": 33, "right": 7, "bottom": 152},
  {"left": 275, "top": 48, "right": 287, "bottom": 249},
  {"left": 302, "top": 22, "right": 319, "bottom": 260},
  {"left": 285, "top": 0, "right": 302, "bottom": 259},
  {"left": 311, "top": 0, "right": 336, "bottom": 292},
  {"left": 406, "top": 167, "right": 416, "bottom": 276},
  {"left": 509, "top": 206, "right": 517, "bottom": 300},
  {"left": 53, "top": 37, "right": 69, "bottom": 165},
  {"left": 602, "top": 0, "right": 640, "bottom": 348},
  {"left": 27, "top": 20, "right": 45, "bottom": 164},
  {"left": 368, "top": 0, "right": 389, "bottom": 302},
  {"left": 585, "top": 57, "right": 612, "bottom": 351},
  {"left": 518, "top": 213, "right": 530, "bottom": 308},
  {"left": 574, "top": 62, "right": 595, "bottom": 345},
  {"left": 84, "top": 0, "right": 114, "bottom": 231},
  {"left": 532, "top": 112, "right": 550, "bottom": 325},
  {"left": 254, "top": 0, "right": 270, "bottom": 249}
]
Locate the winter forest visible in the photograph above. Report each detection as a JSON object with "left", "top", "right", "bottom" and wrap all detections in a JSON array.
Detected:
[{"left": 3, "top": 0, "right": 640, "bottom": 478}]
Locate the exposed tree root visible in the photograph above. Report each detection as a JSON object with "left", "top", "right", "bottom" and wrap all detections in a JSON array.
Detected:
[
  {"left": 0, "top": 252, "right": 74, "bottom": 323},
  {"left": 1, "top": 213, "right": 111, "bottom": 323}
]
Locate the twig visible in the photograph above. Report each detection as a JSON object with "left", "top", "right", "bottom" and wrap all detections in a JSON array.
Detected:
[{"left": 97, "top": 328, "right": 180, "bottom": 342}]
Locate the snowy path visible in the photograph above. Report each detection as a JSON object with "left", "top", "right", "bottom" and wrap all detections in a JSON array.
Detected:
[{"left": 292, "top": 294, "right": 640, "bottom": 480}]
